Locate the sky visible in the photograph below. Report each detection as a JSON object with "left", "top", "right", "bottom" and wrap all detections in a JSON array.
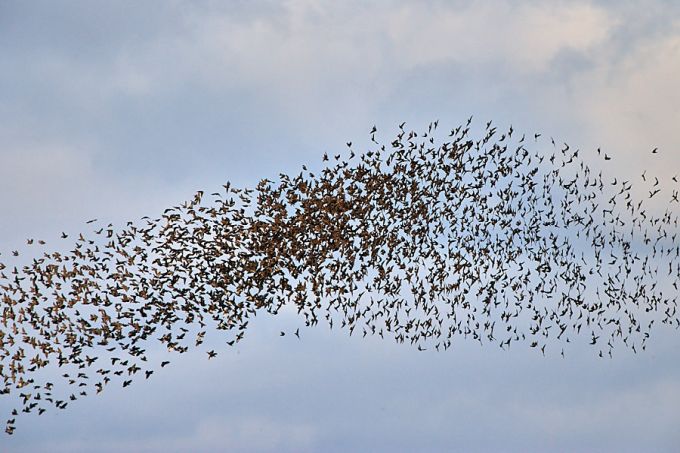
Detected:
[{"left": 1, "top": 1, "right": 680, "bottom": 451}]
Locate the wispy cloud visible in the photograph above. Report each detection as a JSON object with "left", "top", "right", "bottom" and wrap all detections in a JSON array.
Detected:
[{"left": 1, "top": 2, "right": 680, "bottom": 451}]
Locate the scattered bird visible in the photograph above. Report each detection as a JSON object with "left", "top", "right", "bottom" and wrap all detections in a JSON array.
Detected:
[{"left": 1, "top": 119, "right": 678, "bottom": 435}]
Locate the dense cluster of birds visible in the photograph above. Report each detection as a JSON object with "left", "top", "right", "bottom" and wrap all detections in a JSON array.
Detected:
[{"left": 1, "top": 119, "right": 679, "bottom": 434}]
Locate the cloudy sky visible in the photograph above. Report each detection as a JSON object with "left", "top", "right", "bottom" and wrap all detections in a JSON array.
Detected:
[{"left": 1, "top": 1, "right": 680, "bottom": 451}]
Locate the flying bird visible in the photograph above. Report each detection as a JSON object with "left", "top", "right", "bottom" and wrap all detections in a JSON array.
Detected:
[{"left": 1, "top": 118, "right": 678, "bottom": 435}]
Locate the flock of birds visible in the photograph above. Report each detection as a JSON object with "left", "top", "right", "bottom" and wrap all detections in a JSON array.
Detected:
[{"left": 1, "top": 119, "right": 679, "bottom": 434}]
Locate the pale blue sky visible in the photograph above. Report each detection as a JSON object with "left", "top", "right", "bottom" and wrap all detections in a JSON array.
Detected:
[{"left": 1, "top": 1, "right": 680, "bottom": 451}]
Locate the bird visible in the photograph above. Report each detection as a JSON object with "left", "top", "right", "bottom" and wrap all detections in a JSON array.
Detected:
[{"left": 0, "top": 117, "right": 677, "bottom": 434}]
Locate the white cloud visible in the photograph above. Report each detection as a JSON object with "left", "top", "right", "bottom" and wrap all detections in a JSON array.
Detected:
[
  {"left": 156, "top": 0, "right": 617, "bottom": 96},
  {"left": 575, "top": 26, "right": 680, "bottom": 154},
  {"left": 537, "top": 18, "right": 680, "bottom": 207},
  {"left": 15, "top": 1, "right": 614, "bottom": 110},
  {"left": 386, "top": 1, "right": 614, "bottom": 72}
]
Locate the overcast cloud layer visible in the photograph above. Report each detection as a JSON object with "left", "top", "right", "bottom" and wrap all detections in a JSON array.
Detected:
[{"left": 2, "top": 1, "right": 680, "bottom": 451}]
